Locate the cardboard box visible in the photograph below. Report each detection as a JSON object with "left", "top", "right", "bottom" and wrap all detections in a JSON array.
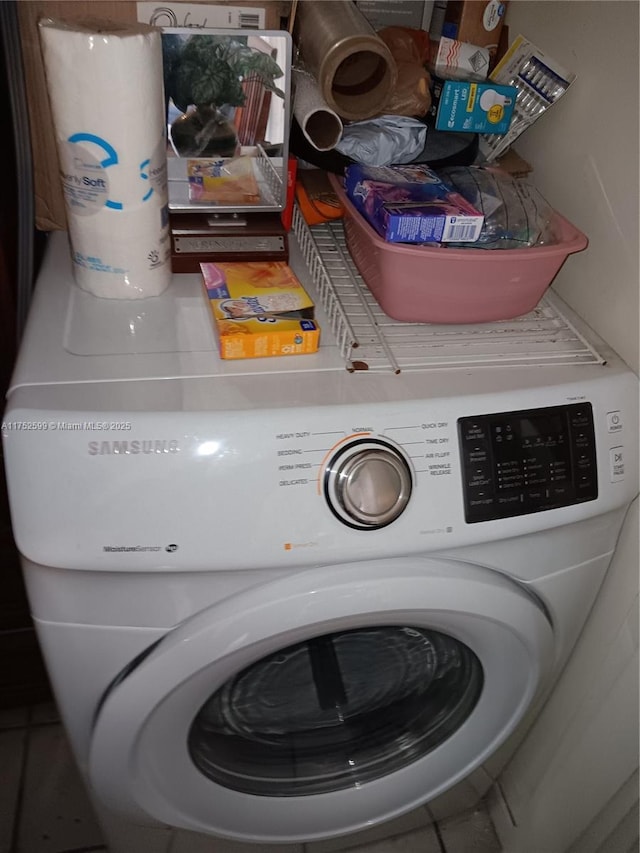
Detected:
[
  {"left": 442, "top": 0, "right": 508, "bottom": 53},
  {"left": 201, "top": 259, "right": 319, "bottom": 358},
  {"left": 210, "top": 314, "right": 320, "bottom": 359},
  {"left": 136, "top": 2, "right": 277, "bottom": 28},
  {"left": 434, "top": 35, "right": 490, "bottom": 81},
  {"left": 354, "top": 0, "right": 434, "bottom": 32},
  {"left": 201, "top": 259, "right": 314, "bottom": 315},
  {"left": 435, "top": 80, "right": 516, "bottom": 134},
  {"left": 344, "top": 163, "right": 484, "bottom": 244},
  {"left": 17, "top": 1, "right": 290, "bottom": 231},
  {"left": 495, "top": 148, "right": 533, "bottom": 178}
]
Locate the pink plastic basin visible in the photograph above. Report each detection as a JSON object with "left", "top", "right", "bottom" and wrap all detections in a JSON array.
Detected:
[{"left": 330, "top": 173, "right": 588, "bottom": 324}]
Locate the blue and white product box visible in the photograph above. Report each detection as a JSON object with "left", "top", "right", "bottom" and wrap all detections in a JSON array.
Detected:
[
  {"left": 435, "top": 80, "right": 517, "bottom": 134},
  {"left": 344, "top": 164, "right": 484, "bottom": 244}
]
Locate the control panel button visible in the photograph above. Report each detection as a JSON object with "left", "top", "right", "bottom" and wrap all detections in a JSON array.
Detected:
[
  {"left": 569, "top": 408, "right": 592, "bottom": 429},
  {"left": 550, "top": 484, "right": 571, "bottom": 501},
  {"left": 606, "top": 411, "right": 623, "bottom": 433},
  {"left": 610, "top": 446, "right": 625, "bottom": 482},
  {"left": 461, "top": 422, "right": 488, "bottom": 443},
  {"left": 467, "top": 464, "right": 492, "bottom": 488}
]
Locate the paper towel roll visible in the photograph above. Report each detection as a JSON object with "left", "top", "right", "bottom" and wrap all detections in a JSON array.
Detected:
[
  {"left": 39, "top": 18, "right": 171, "bottom": 299},
  {"left": 293, "top": 70, "right": 343, "bottom": 152}
]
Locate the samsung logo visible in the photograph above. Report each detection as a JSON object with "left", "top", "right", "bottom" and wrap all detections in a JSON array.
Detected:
[{"left": 88, "top": 440, "right": 180, "bottom": 456}]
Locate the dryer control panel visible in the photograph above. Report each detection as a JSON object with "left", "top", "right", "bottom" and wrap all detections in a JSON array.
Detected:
[{"left": 459, "top": 403, "right": 598, "bottom": 523}]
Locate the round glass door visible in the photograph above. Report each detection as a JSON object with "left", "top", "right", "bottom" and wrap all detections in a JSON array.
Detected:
[
  {"left": 89, "top": 558, "right": 553, "bottom": 842},
  {"left": 188, "top": 624, "right": 483, "bottom": 796}
]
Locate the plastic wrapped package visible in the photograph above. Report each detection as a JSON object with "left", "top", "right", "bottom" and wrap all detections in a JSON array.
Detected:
[
  {"left": 187, "top": 156, "right": 260, "bottom": 204},
  {"left": 378, "top": 27, "right": 432, "bottom": 117},
  {"left": 437, "top": 166, "right": 558, "bottom": 248},
  {"left": 335, "top": 116, "right": 427, "bottom": 167}
]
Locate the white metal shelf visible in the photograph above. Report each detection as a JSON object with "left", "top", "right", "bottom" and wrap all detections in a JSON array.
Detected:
[{"left": 293, "top": 206, "right": 605, "bottom": 374}]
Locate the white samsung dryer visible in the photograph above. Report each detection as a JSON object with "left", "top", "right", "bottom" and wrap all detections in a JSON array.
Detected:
[{"left": 3, "top": 221, "right": 638, "bottom": 852}]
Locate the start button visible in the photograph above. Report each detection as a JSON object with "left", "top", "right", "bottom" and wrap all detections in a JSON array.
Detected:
[{"left": 609, "top": 446, "right": 625, "bottom": 482}]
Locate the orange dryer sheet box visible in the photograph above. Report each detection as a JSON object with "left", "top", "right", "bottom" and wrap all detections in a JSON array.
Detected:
[{"left": 201, "top": 261, "right": 320, "bottom": 360}]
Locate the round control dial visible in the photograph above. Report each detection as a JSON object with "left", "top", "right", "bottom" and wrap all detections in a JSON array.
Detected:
[{"left": 324, "top": 439, "right": 412, "bottom": 529}]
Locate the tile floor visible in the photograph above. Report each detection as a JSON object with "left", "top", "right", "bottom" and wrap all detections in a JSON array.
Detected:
[{"left": 0, "top": 702, "right": 502, "bottom": 853}]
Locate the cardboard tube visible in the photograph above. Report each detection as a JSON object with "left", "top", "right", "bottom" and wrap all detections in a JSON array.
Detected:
[
  {"left": 293, "top": 0, "right": 397, "bottom": 121},
  {"left": 293, "top": 70, "right": 343, "bottom": 151}
]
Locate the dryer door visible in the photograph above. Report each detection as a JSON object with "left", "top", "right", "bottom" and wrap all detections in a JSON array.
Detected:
[{"left": 89, "top": 558, "right": 554, "bottom": 843}]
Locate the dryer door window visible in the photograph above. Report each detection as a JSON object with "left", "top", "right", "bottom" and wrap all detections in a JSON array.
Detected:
[
  {"left": 188, "top": 625, "right": 483, "bottom": 796},
  {"left": 88, "top": 558, "right": 554, "bottom": 843}
]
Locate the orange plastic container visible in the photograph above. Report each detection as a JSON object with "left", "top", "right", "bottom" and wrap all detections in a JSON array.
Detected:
[{"left": 329, "top": 173, "right": 588, "bottom": 324}]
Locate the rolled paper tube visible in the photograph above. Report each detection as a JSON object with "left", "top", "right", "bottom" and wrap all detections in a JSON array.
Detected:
[{"left": 293, "top": 70, "right": 344, "bottom": 151}]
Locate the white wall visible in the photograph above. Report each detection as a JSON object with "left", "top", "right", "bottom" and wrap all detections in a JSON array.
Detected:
[
  {"left": 490, "top": 4, "right": 639, "bottom": 850},
  {"left": 503, "top": 0, "right": 639, "bottom": 375}
]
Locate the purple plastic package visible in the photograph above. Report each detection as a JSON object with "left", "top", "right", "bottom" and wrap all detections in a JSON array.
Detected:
[{"left": 344, "top": 163, "right": 484, "bottom": 244}]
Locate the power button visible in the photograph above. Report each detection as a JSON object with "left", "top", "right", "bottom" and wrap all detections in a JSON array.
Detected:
[{"left": 606, "top": 411, "right": 623, "bottom": 433}]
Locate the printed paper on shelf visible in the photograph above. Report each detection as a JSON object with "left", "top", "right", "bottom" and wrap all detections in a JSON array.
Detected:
[{"left": 136, "top": 3, "right": 266, "bottom": 29}]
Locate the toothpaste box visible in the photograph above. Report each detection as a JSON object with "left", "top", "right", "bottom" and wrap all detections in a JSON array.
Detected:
[
  {"left": 435, "top": 80, "right": 517, "bottom": 134},
  {"left": 201, "top": 260, "right": 320, "bottom": 359},
  {"left": 344, "top": 163, "right": 484, "bottom": 244}
]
